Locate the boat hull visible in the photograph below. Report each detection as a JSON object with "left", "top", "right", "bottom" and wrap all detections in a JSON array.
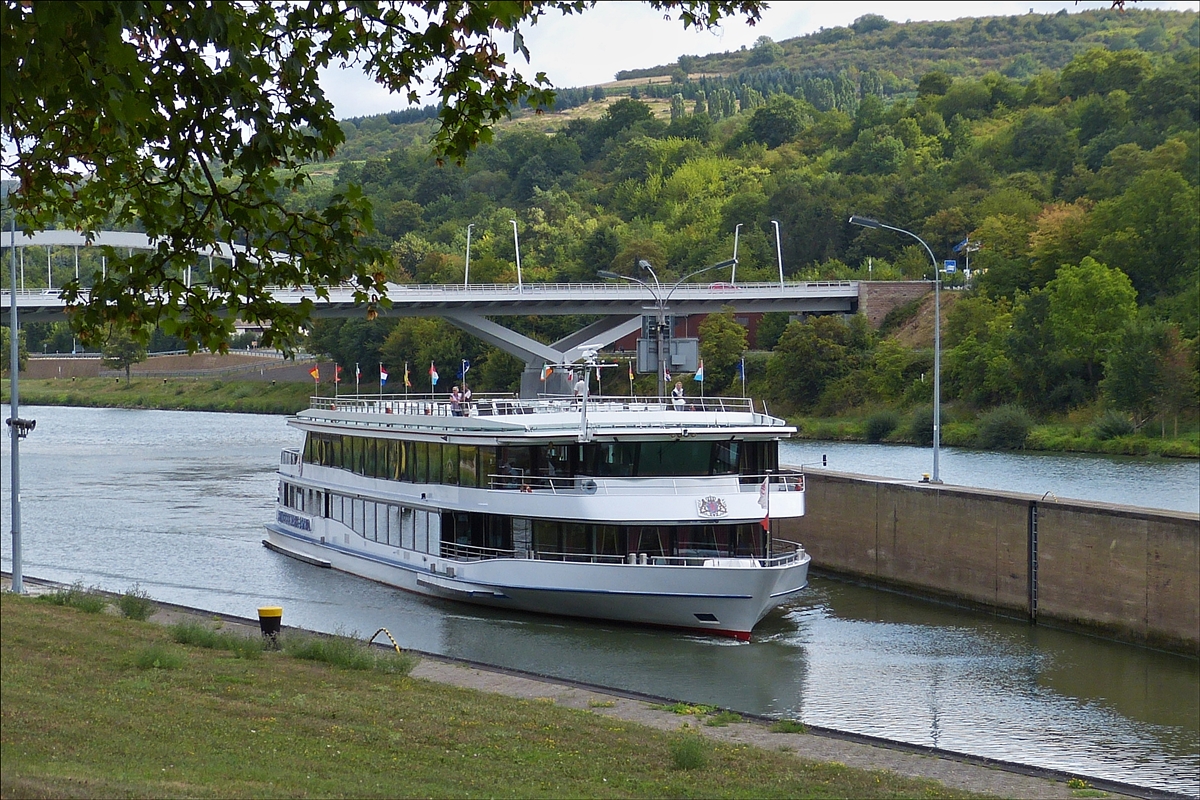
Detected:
[{"left": 264, "top": 523, "right": 809, "bottom": 640}]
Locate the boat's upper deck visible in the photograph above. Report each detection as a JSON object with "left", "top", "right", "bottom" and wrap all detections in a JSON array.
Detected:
[{"left": 294, "top": 393, "right": 794, "bottom": 441}]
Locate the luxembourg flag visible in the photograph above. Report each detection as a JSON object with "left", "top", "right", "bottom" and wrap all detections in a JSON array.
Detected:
[
  {"left": 429, "top": 362, "right": 439, "bottom": 387},
  {"left": 694, "top": 359, "right": 704, "bottom": 382},
  {"left": 379, "top": 364, "right": 388, "bottom": 386}
]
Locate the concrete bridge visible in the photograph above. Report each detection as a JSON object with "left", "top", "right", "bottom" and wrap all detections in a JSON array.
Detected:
[{"left": 2, "top": 230, "right": 927, "bottom": 393}]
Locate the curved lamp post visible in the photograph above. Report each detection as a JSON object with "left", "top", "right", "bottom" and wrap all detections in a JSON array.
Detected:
[
  {"left": 464, "top": 223, "right": 473, "bottom": 287},
  {"left": 599, "top": 258, "right": 736, "bottom": 398},
  {"left": 849, "top": 215, "right": 942, "bottom": 484}
]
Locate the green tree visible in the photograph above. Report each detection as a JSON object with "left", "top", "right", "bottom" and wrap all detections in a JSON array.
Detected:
[
  {"left": 1102, "top": 320, "right": 1196, "bottom": 434},
  {"left": 1044, "top": 257, "right": 1137, "bottom": 385},
  {"left": 0, "top": 326, "right": 28, "bottom": 374},
  {"left": 697, "top": 306, "right": 747, "bottom": 391},
  {"left": 2, "top": 1, "right": 764, "bottom": 352},
  {"left": 101, "top": 330, "right": 148, "bottom": 385},
  {"left": 765, "top": 316, "right": 851, "bottom": 411},
  {"left": 745, "top": 94, "right": 806, "bottom": 149}
]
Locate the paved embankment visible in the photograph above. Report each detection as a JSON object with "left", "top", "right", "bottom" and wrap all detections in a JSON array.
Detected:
[
  {"left": 780, "top": 469, "right": 1200, "bottom": 655},
  {"left": 3, "top": 574, "right": 1162, "bottom": 799}
]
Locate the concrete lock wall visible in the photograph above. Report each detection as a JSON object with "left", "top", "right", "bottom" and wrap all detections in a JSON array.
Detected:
[{"left": 778, "top": 469, "right": 1200, "bottom": 655}]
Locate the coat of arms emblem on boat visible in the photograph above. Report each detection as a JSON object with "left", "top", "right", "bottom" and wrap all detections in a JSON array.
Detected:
[{"left": 697, "top": 496, "right": 728, "bottom": 518}]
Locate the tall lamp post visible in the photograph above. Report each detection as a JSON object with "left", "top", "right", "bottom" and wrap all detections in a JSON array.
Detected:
[
  {"left": 849, "top": 215, "right": 942, "bottom": 484},
  {"left": 4, "top": 187, "right": 34, "bottom": 592},
  {"left": 599, "top": 258, "right": 735, "bottom": 398},
  {"left": 463, "top": 223, "right": 473, "bottom": 287}
]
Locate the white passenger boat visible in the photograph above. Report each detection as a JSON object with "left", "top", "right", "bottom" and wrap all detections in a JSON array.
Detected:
[{"left": 265, "top": 378, "right": 810, "bottom": 641}]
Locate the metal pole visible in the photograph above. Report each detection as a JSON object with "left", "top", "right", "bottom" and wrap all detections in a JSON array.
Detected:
[
  {"left": 771, "top": 220, "right": 784, "bottom": 288},
  {"left": 464, "top": 224, "right": 473, "bottom": 287},
  {"left": 732, "top": 223, "right": 741, "bottom": 285},
  {"left": 848, "top": 215, "right": 941, "bottom": 483},
  {"left": 7, "top": 195, "right": 23, "bottom": 592},
  {"left": 47, "top": 244, "right": 51, "bottom": 289},
  {"left": 510, "top": 220, "right": 522, "bottom": 293}
]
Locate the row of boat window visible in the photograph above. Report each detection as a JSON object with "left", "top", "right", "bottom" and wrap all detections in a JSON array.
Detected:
[
  {"left": 280, "top": 482, "right": 768, "bottom": 558},
  {"left": 302, "top": 433, "right": 779, "bottom": 485}
]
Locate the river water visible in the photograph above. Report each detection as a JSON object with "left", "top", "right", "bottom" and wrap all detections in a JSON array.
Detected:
[{"left": 2, "top": 406, "right": 1198, "bottom": 795}]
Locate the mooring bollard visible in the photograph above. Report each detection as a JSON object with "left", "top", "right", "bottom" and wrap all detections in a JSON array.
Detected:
[{"left": 258, "top": 605, "right": 283, "bottom": 646}]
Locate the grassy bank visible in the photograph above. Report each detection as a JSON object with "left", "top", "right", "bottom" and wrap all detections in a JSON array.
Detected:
[
  {"left": 3, "top": 376, "right": 313, "bottom": 415},
  {"left": 790, "top": 414, "right": 1199, "bottom": 459},
  {"left": 1, "top": 593, "right": 975, "bottom": 799}
]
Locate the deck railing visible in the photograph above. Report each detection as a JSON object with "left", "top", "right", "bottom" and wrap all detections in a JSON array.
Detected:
[
  {"left": 486, "top": 471, "right": 804, "bottom": 496},
  {"left": 436, "top": 538, "right": 806, "bottom": 568},
  {"left": 307, "top": 393, "right": 762, "bottom": 419}
]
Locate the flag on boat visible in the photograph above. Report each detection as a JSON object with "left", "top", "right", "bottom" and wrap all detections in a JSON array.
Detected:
[
  {"left": 334, "top": 364, "right": 343, "bottom": 384},
  {"left": 379, "top": 365, "right": 388, "bottom": 386},
  {"left": 737, "top": 358, "right": 745, "bottom": 381},
  {"left": 694, "top": 360, "right": 704, "bottom": 382},
  {"left": 758, "top": 476, "right": 770, "bottom": 532},
  {"left": 309, "top": 365, "right": 319, "bottom": 382},
  {"left": 355, "top": 363, "right": 361, "bottom": 383},
  {"left": 542, "top": 364, "right": 553, "bottom": 381},
  {"left": 459, "top": 360, "right": 470, "bottom": 379},
  {"left": 663, "top": 363, "right": 671, "bottom": 382},
  {"left": 404, "top": 362, "right": 411, "bottom": 389},
  {"left": 628, "top": 360, "right": 634, "bottom": 381},
  {"left": 429, "top": 362, "right": 438, "bottom": 386}
]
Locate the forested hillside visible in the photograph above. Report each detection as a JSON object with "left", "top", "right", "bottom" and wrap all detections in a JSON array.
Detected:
[{"left": 291, "top": 9, "right": 1197, "bottom": 449}]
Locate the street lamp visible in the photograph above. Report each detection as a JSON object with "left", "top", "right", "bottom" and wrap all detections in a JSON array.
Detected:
[
  {"left": 849, "top": 215, "right": 942, "bottom": 484},
  {"left": 509, "top": 219, "right": 523, "bottom": 293},
  {"left": 3, "top": 186, "right": 27, "bottom": 592},
  {"left": 464, "top": 223, "right": 473, "bottom": 287},
  {"left": 732, "top": 223, "right": 742, "bottom": 285},
  {"left": 599, "top": 257, "right": 736, "bottom": 398}
]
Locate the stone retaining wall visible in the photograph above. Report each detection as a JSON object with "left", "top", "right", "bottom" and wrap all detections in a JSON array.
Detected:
[{"left": 778, "top": 469, "right": 1200, "bottom": 655}]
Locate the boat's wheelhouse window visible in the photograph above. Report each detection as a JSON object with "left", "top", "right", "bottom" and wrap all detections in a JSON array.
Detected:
[
  {"left": 427, "top": 442, "right": 442, "bottom": 483},
  {"left": 542, "top": 444, "right": 570, "bottom": 478},
  {"left": 637, "top": 441, "right": 711, "bottom": 477},
  {"left": 414, "top": 441, "right": 428, "bottom": 483},
  {"left": 587, "top": 442, "right": 636, "bottom": 477},
  {"left": 714, "top": 441, "right": 739, "bottom": 474}
]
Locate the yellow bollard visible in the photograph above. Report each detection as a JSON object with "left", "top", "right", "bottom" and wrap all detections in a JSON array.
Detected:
[{"left": 258, "top": 606, "right": 283, "bottom": 645}]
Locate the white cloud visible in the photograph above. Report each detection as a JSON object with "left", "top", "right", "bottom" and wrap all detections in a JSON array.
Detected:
[{"left": 323, "top": 0, "right": 1198, "bottom": 119}]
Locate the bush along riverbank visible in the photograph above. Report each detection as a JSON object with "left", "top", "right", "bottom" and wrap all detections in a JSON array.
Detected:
[{"left": 790, "top": 404, "right": 1199, "bottom": 459}]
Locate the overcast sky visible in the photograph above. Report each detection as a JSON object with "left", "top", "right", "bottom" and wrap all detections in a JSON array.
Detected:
[{"left": 319, "top": 1, "right": 1198, "bottom": 120}]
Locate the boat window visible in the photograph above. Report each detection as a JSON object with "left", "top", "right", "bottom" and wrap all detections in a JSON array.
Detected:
[
  {"left": 427, "top": 442, "right": 442, "bottom": 483},
  {"left": 562, "top": 522, "right": 589, "bottom": 556},
  {"left": 512, "top": 518, "right": 532, "bottom": 553},
  {"left": 478, "top": 446, "right": 497, "bottom": 488},
  {"left": 402, "top": 442, "right": 414, "bottom": 482},
  {"left": 364, "top": 437, "right": 378, "bottom": 478},
  {"left": 442, "top": 443, "right": 459, "bottom": 486},
  {"left": 628, "top": 526, "right": 669, "bottom": 557},
  {"left": 499, "top": 446, "right": 532, "bottom": 482},
  {"left": 596, "top": 525, "right": 621, "bottom": 555},
  {"left": 414, "top": 441, "right": 428, "bottom": 483},
  {"left": 587, "top": 442, "right": 636, "bottom": 477},
  {"left": 400, "top": 507, "right": 415, "bottom": 549},
  {"left": 676, "top": 525, "right": 726, "bottom": 557},
  {"left": 542, "top": 445, "right": 570, "bottom": 479},
  {"left": 638, "top": 441, "right": 710, "bottom": 477},
  {"left": 427, "top": 512, "right": 441, "bottom": 556},
  {"left": 330, "top": 435, "right": 343, "bottom": 469},
  {"left": 714, "top": 441, "right": 739, "bottom": 475},
  {"left": 364, "top": 501, "right": 377, "bottom": 540},
  {"left": 459, "top": 445, "right": 477, "bottom": 488},
  {"left": 533, "top": 519, "right": 559, "bottom": 554}
]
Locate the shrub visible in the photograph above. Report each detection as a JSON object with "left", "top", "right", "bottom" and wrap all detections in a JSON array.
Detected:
[
  {"left": 669, "top": 734, "right": 708, "bottom": 770},
  {"left": 117, "top": 584, "right": 157, "bottom": 621},
  {"left": 705, "top": 710, "right": 743, "bottom": 727},
  {"left": 865, "top": 410, "right": 900, "bottom": 443},
  {"left": 909, "top": 405, "right": 935, "bottom": 446},
  {"left": 976, "top": 404, "right": 1033, "bottom": 450},
  {"left": 1094, "top": 411, "right": 1135, "bottom": 440},
  {"left": 133, "top": 644, "right": 186, "bottom": 670},
  {"left": 38, "top": 581, "right": 107, "bottom": 613}
]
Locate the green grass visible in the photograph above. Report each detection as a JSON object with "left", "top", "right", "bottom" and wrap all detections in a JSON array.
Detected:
[
  {"left": 1, "top": 594, "right": 981, "bottom": 799},
  {"left": 281, "top": 630, "right": 418, "bottom": 675},
  {"left": 132, "top": 644, "right": 187, "bottom": 670},
  {"left": 169, "top": 620, "right": 266, "bottom": 660},
  {"left": 3, "top": 376, "right": 312, "bottom": 415}
]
